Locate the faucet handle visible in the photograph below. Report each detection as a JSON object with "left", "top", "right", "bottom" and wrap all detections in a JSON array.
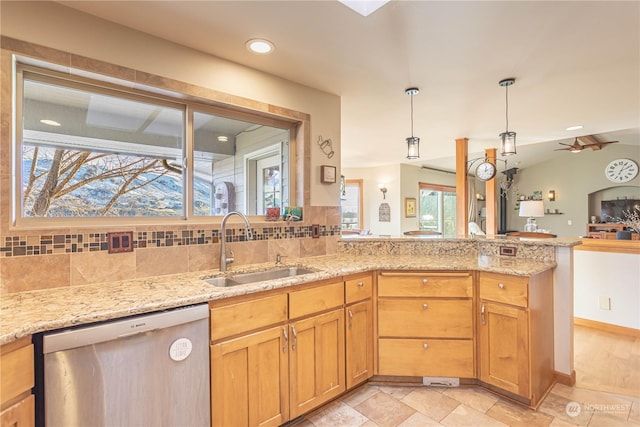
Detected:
[
  {"left": 226, "top": 250, "right": 235, "bottom": 265},
  {"left": 275, "top": 253, "right": 287, "bottom": 265}
]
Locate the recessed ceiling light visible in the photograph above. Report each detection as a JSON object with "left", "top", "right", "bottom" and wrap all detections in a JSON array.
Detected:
[
  {"left": 566, "top": 125, "right": 583, "bottom": 131},
  {"left": 246, "top": 39, "right": 275, "bottom": 54},
  {"left": 40, "top": 119, "right": 61, "bottom": 126},
  {"left": 217, "top": 136, "right": 228, "bottom": 142}
]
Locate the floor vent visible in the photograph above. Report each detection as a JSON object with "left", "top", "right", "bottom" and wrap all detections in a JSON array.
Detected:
[{"left": 422, "top": 377, "right": 460, "bottom": 387}]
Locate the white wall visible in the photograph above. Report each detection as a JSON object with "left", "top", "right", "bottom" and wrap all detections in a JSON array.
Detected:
[
  {"left": 574, "top": 250, "right": 640, "bottom": 329},
  {"left": 0, "top": 1, "right": 341, "bottom": 208},
  {"left": 506, "top": 144, "right": 640, "bottom": 236}
]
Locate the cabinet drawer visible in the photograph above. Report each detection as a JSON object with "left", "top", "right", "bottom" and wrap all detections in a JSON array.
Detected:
[
  {"left": 479, "top": 272, "right": 528, "bottom": 308},
  {"left": 345, "top": 274, "right": 373, "bottom": 304},
  {"left": 289, "top": 281, "right": 344, "bottom": 319},
  {"left": 378, "top": 272, "right": 472, "bottom": 298},
  {"left": 0, "top": 338, "right": 34, "bottom": 408},
  {"left": 379, "top": 338, "right": 474, "bottom": 378},
  {"left": 378, "top": 299, "right": 472, "bottom": 338},
  {"left": 210, "top": 294, "right": 288, "bottom": 341}
]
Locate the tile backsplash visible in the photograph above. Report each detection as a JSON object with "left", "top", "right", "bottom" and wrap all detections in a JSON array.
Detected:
[{"left": 0, "top": 215, "right": 341, "bottom": 294}]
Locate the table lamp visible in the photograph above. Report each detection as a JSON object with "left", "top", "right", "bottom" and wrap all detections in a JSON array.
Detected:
[{"left": 519, "top": 200, "right": 544, "bottom": 232}]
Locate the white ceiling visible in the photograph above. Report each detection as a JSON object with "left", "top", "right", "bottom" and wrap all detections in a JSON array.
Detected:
[{"left": 57, "top": 0, "right": 640, "bottom": 171}]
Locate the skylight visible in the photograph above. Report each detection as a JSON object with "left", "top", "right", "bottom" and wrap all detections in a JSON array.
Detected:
[{"left": 338, "top": 0, "right": 390, "bottom": 17}]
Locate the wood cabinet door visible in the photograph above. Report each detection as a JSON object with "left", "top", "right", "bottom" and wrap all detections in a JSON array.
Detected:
[
  {"left": 479, "top": 302, "right": 529, "bottom": 397},
  {"left": 345, "top": 300, "right": 373, "bottom": 389},
  {"left": 0, "top": 395, "right": 34, "bottom": 427},
  {"left": 211, "top": 326, "right": 289, "bottom": 427},
  {"left": 289, "top": 308, "right": 345, "bottom": 418}
]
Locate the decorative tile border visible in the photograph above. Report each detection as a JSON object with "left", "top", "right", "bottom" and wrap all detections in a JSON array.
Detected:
[{"left": 0, "top": 224, "right": 341, "bottom": 258}]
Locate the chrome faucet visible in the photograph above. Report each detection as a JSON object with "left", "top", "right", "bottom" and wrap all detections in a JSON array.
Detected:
[{"left": 219, "top": 211, "right": 252, "bottom": 272}]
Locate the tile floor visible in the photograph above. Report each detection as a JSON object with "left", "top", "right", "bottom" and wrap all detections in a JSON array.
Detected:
[
  {"left": 293, "top": 325, "right": 640, "bottom": 426},
  {"left": 296, "top": 382, "right": 638, "bottom": 427}
]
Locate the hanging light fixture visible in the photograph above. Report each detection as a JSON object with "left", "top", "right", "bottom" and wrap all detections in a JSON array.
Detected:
[
  {"left": 405, "top": 87, "right": 420, "bottom": 159},
  {"left": 498, "top": 78, "right": 517, "bottom": 156}
]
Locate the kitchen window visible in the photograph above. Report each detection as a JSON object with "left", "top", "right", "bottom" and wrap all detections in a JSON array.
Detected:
[
  {"left": 14, "top": 63, "right": 293, "bottom": 225},
  {"left": 418, "top": 182, "right": 456, "bottom": 236}
]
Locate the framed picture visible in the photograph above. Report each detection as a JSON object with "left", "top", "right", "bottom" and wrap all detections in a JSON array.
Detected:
[
  {"left": 532, "top": 190, "right": 542, "bottom": 200},
  {"left": 405, "top": 197, "right": 416, "bottom": 218},
  {"left": 320, "top": 165, "right": 337, "bottom": 183}
]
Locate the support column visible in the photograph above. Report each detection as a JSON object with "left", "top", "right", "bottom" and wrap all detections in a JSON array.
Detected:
[
  {"left": 485, "top": 148, "right": 498, "bottom": 235},
  {"left": 455, "top": 138, "right": 469, "bottom": 237}
]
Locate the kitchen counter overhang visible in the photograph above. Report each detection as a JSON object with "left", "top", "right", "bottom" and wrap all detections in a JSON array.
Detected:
[{"left": 2, "top": 253, "right": 560, "bottom": 346}]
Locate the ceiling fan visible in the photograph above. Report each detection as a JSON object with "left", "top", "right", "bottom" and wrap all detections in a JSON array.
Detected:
[{"left": 555, "top": 135, "right": 619, "bottom": 153}]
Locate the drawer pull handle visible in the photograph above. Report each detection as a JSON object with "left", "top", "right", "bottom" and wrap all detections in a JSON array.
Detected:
[
  {"left": 422, "top": 278, "right": 428, "bottom": 285},
  {"left": 423, "top": 303, "right": 428, "bottom": 310},
  {"left": 282, "top": 327, "right": 288, "bottom": 353},
  {"left": 357, "top": 281, "right": 364, "bottom": 287},
  {"left": 291, "top": 325, "right": 297, "bottom": 351},
  {"left": 498, "top": 283, "right": 505, "bottom": 289},
  {"left": 423, "top": 343, "right": 429, "bottom": 350},
  {"left": 481, "top": 304, "right": 486, "bottom": 325}
]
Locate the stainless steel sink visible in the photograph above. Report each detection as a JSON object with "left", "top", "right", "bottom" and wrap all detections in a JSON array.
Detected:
[{"left": 205, "top": 267, "right": 316, "bottom": 287}]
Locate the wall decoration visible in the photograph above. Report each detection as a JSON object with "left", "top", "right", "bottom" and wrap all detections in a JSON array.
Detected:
[
  {"left": 405, "top": 198, "right": 416, "bottom": 218},
  {"left": 317, "top": 135, "right": 334, "bottom": 158},
  {"left": 320, "top": 165, "right": 337, "bottom": 183},
  {"left": 284, "top": 206, "right": 303, "bottom": 222},
  {"left": 379, "top": 203, "right": 390, "bottom": 222},
  {"left": 532, "top": 190, "right": 542, "bottom": 200}
]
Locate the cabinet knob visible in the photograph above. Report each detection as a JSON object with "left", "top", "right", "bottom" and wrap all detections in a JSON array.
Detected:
[
  {"left": 422, "top": 278, "right": 428, "bottom": 285},
  {"left": 423, "top": 303, "right": 428, "bottom": 310},
  {"left": 498, "top": 283, "right": 505, "bottom": 289},
  {"left": 423, "top": 343, "right": 429, "bottom": 350},
  {"left": 357, "top": 281, "right": 364, "bottom": 287}
]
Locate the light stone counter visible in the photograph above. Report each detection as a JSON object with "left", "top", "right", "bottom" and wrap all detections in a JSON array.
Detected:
[{"left": 1, "top": 252, "right": 555, "bottom": 345}]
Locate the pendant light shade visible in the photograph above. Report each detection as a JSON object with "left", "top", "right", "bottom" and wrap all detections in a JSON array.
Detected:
[
  {"left": 405, "top": 88, "right": 420, "bottom": 159},
  {"left": 499, "top": 78, "right": 517, "bottom": 156}
]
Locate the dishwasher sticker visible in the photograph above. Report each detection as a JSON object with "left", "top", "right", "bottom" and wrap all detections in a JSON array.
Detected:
[{"left": 169, "top": 338, "right": 193, "bottom": 361}]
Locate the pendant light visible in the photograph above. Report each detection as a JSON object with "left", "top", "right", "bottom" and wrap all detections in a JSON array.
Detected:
[
  {"left": 405, "top": 87, "right": 420, "bottom": 159},
  {"left": 498, "top": 78, "right": 516, "bottom": 156}
]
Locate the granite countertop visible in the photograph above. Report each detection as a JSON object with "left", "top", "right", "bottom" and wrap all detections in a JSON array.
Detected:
[{"left": 0, "top": 253, "right": 555, "bottom": 346}]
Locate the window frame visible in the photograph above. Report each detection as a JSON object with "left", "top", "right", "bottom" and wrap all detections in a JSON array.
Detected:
[
  {"left": 13, "top": 61, "right": 300, "bottom": 228},
  {"left": 418, "top": 182, "right": 457, "bottom": 236},
  {"left": 341, "top": 179, "right": 363, "bottom": 230}
]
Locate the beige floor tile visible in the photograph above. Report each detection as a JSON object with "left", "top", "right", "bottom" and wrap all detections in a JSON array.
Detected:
[
  {"left": 551, "top": 384, "right": 634, "bottom": 421},
  {"left": 549, "top": 418, "right": 580, "bottom": 426},
  {"left": 442, "top": 386, "right": 499, "bottom": 413},
  {"left": 361, "top": 421, "right": 382, "bottom": 427},
  {"left": 306, "top": 400, "right": 369, "bottom": 427},
  {"left": 440, "top": 404, "right": 509, "bottom": 427},
  {"left": 485, "top": 399, "right": 555, "bottom": 427},
  {"left": 397, "top": 412, "right": 443, "bottom": 426},
  {"left": 588, "top": 412, "right": 640, "bottom": 426},
  {"left": 354, "top": 390, "right": 416, "bottom": 427},
  {"left": 378, "top": 385, "right": 423, "bottom": 399},
  {"left": 400, "top": 388, "right": 461, "bottom": 422},
  {"left": 342, "top": 384, "right": 381, "bottom": 407},
  {"left": 630, "top": 401, "right": 640, "bottom": 424},
  {"left": 538, "top": 392, "right": 594, "bottom": 426}
]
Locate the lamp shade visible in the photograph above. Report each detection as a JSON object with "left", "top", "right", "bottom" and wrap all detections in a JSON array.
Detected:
[{"left": 519, "top": 200, "right": 544, "bottom": 218}]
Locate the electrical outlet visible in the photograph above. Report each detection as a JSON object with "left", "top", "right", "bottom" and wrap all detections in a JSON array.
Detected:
[
  {"left": 312, "top": 224, "right": 320, "bottom": 238},
  {"left": 598, "top": 296, "right": 611, "bottom": 310},
  {"left": 567, "top": 220, "right": 572, "bottom": 226},
  {"left": 108, "top": 231, "right": 134, "bottom": 254}
]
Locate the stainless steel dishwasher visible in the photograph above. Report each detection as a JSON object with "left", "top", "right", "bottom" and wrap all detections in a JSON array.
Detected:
[{"left": 42, "top": 304, "right": 210, "bottom": 427}]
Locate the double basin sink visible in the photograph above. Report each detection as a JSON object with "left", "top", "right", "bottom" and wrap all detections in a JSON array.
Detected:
[{"left": 205, "top": 266, "right": 316, "bottom": 287}]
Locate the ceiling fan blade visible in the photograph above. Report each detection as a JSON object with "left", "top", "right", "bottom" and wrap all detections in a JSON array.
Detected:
[{"left": 554, "top": 147, "right": 572, "bottom": 151}]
